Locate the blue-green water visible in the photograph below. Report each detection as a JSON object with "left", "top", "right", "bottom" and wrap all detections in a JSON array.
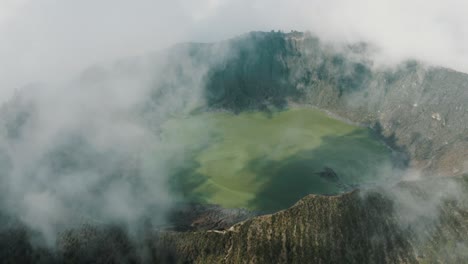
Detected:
[{"left": 163, "top": 108, "right": 394, "bottom": 211}]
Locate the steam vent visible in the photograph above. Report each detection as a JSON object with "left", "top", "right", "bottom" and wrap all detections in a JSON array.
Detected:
[{"left": 1, "top": 31, "right": 467, "bottom": 263}]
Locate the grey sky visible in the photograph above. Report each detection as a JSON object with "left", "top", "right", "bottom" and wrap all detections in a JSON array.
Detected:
[{"left": 1, "top": 0, "right": 467, "bottom": 101}]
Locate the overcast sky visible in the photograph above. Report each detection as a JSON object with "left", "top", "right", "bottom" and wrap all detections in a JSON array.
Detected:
[{"left": 1, "top": 0, "right": 468, "bottom": 101}]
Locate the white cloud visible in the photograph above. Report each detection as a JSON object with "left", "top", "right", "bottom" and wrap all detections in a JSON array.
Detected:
[{"left": 1, "top": 0, "right": 467, "bottom": 102}]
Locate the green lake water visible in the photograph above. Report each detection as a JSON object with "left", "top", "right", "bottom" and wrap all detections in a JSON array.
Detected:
[{"left": 162, "top": 108, "right": 394, "bottom": 212}]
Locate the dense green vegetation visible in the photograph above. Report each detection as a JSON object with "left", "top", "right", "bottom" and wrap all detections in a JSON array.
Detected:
[{"left": 164, "top": 108, "right": 394, "bottom": 211}]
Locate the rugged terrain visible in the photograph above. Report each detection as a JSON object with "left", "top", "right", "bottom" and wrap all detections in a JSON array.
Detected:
[
  {"left": 153, "top": 176, "right": 468, "bottom": 263},
  {"left": 0, "top": 31, "right": 467, "bottom": 263},
  {"left": 199, "top": 31, "right": 468, "bottom": 177},
  {"left": 2, "top": 175, "right": 467, "bottom": 263}
]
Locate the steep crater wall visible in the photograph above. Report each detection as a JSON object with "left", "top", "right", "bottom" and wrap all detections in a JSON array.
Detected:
[{"left": 199, "top": 31, "right": 468, "bottom": 177}]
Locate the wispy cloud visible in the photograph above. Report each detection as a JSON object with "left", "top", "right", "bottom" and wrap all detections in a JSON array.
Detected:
[{"left": 1, "top": 0, "right": 467, "bottom": 101}]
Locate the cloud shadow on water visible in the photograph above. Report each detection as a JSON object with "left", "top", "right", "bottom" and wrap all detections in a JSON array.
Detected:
[{"left": 167, "top": 159, "right": 215, "bottom": 205}]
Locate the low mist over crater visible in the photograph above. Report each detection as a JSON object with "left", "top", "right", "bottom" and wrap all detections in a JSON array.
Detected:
[{"left": 0, "top": 31, "right": 467, "bottom": 263}]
